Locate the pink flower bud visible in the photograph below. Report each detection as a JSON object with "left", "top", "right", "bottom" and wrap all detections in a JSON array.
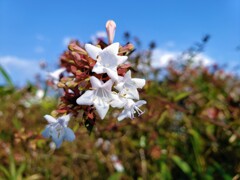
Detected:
[{"left": 106, "top": 20, "right": 116, "bottom": 44}]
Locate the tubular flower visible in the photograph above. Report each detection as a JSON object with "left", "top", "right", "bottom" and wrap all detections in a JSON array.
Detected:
[
  {"left": 115, "top": 70, "right": 146, "bottom": 100},
  {"left": 118, "top": 99, "right": 146, "bottom": 121},
  {"left": 85, "top": 42, "right": 128, "bottom": 81},
  {"left": 42, "top": 114, "right": 75, "bottom": 148},
  {"left": 76, "top": 76, "right": 114, "bottom": 119}
]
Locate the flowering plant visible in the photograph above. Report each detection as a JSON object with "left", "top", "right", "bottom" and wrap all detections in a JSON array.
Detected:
[{"left": 42, "top": 20, "right": 146, "bottom": 148}]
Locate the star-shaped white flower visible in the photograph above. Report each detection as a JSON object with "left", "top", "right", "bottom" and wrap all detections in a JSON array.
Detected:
[
  {"left": 76, "top": 76, "right": 114, "bottom": 119},
  {"left": 48, "top": 67, "right": 66, "bottom": 85},
  {"left": 85, "top": 42, "right": 128, "bottom": 81},
  {"left": 115, "top": 70, "right": 146, "bottom": 100},
  {"left": 117, "top": 99, "right": 146, "bottom": 121},
  {"left": 42, "top": 114, "right": 75, "bottom": 148}
]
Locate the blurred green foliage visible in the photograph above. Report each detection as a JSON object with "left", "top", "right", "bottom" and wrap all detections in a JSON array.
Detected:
[{"left": 0, "top": 37, "right": 240, "bottom": 179}]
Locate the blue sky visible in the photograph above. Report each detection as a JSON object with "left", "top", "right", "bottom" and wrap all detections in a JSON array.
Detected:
[{"left": 0, "top": 0, "right": 239, "bottom": 85}]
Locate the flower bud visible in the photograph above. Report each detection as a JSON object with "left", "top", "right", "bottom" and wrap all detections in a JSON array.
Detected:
[
  {"left": 106, "top": 20, "right": 116, "bottom": 44},
  {"left": 68, "top": 43, "right": 87, "bottom": 55}
]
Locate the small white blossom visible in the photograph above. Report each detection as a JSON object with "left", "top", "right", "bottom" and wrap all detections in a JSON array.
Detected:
[
  {"left": 111, "top": 155, "right": 124, "bottom": 172},
  {"left": 48, "top": 67, "right": 66, "bottom": 85},
  {"left": 85, "top": 43, "right": 128, "bottom": 81},
  {"left": 118, "top": 99, "right": 146, "bottom": 121},
  {"left": 115, "top": 70, "right": 146, "bottom": 100},
  {"left": 42, "top": 114, "right": 75, "bottom": 148},
  {"left": 76, "top": 76, "right": 114, "bottom": 119}
]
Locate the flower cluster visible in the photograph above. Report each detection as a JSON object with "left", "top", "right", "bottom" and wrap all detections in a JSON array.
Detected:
[{"left": 42, "top": 20, "right": 146, "bottom": 148}]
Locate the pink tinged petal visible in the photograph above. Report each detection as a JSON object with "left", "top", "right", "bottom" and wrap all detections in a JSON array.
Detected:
[
  {"left": 90, "top": 76, "right": 103, "bottom": 89},
  {"left": 44, "top": 115, "right": 57, "bottom": 124},
  {"left": 102, "top": 79, "right": 114, "bottom": 91},
  {"left": 132, "top": 78, "right": 146, "bottom": 89},
  {"left": 85, "top": 44, "right": 102, "bottom": 60},
  {"left": 92, "top": 62, "right": 105, "bottom": 74},
  {"left": 106, "top": 20, "right": 116, "bottom": 44},
  {"left": 117, "top": 55, "right": 128, "bottom": 65},
  {"left": 104, "top": 68, "right": 118, "bottom": 82},
  {"left": 76, "top": 90, "right": 94, "bottom": 105},
  {"left": 93, "top": 98, "right": 109, "bottom": 119},
  {"left": 103, "top": 42, "right": 119, "bottom": 55}
]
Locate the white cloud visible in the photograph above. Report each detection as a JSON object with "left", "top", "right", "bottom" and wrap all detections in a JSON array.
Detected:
[
  {"left": 165, "top": 41, "right": 175, "bottom": 48},
  {"left": 151, "top": 48, "right": 214, "bottom": 68},
  {"left": 36, "top": 34, "right": 46, "bottom": 41},
  {"left": 0, "top": 56, "right": 42, "bottom": 86},
  {"left": 34, "top": 46, "right": 45, "bottom": 53}
]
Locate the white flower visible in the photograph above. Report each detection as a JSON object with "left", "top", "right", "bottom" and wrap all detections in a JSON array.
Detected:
[
  {"left": 42, "top": 114, "right": 75, "bottom": 148},
  {"left": 110, "top": 92, "right": 127, "bottom": 108},
  {"left": 118, "top": 99, "right": 146, "bottom": 121},
  {"left": 115, "top": 70, "right": 146, "bottom": 100},
  {"left": 111, "top": 155, "right": 124, "bottom": 172},
  {"left": 48, "top": 67, "right": 66, "bottom": 85},
  {"left": 85, "top": 42, "right": 128, "bottom": 81},
  {"left": 76, "top": 76, "right": 114, "bottom": 119}
]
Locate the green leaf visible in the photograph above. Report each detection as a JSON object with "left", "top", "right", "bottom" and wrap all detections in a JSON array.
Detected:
[
  {"left": 0, "top": 65, "right": 13, "bottom": 87},
  {"left": 172, "top": 155, "right": 192, "bottom": 175},
  {"left": 160, "top": 162, "right": 172, "bottom": 180},
  {"left": 107, "top": 172, "right": 122, "bottom": 180},
  {"left": 174, "top": 92, "right": 189, "bottom": 102},
  {"left": 16, "top": 163, "right": 26, "bottom": 178},
  {"left": 9, "top": 154, "right": 16, "bottom": 179},
  {"left": 157, "top": 110, "right": 168, "bottom": 125},
  {"left": 0, "top": 165, "right": 10, "bottom": 178}
]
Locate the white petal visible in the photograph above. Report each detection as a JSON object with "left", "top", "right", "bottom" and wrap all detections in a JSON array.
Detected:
[
  {"left": 114, "top": 82, "right": 124, "bottom": 91},
  {"left": 85, "top": 44, "right": 102, "bottom": 60},
  {"left": 99, "top": 50, "right": 119, "bottom": 67},
  {"left": 132, "top": 78, "right": 146, "bottom": 89},
  {"left": 42, "top": 126, "right": 51, "bottom": 138},
  {"left": 124, "top": 70, "right": 131, "bottom": 79},
  {"left": 44, "top": 115, "right": 57, "bottom": 124},
  {"left": 136, "top": 100, "right": 147, "bottom": 107},
  {"left": 103, "top": 42, "right": 119, "bottom": 55},
  {"left": 92, "top": 62, "right": 105, "bottom": 74},
  {"left": 117, "top": 55, "right": 128, "bottom": 65},
  {"left": 93, "top": 98, "right": 109, "bottom": 119},
  {"left": 105, "top": 68, "right": 118, "bottom": 81},
  {"left": 110, "top": 94, "right": 126, "bottom": 108},
  {"left": 125, "top": 88, "right": 140, "bottom": 100},
  {"left": 90, "top": 76, "right": 102, "bottom": 88},
  {"left": 64, "top": 127, "right": 75, "bottom": 142},
  {"left": 76, "top": 90, "right": 94, "bottom": 105},
  {"left": 49, "top": 68, "right": 65, "bottom": 80},
  {"left": 117, "top": 109, "right": 128, "bottom": 121},
  {"left": 60, "top": 114, "right": 71, "bottom": 126},
  {"left": 102, "top": 79, "right": 114, "bottom": 91},
  {"left": 51, "top": 129, "right": 64, "bottom": 148}
]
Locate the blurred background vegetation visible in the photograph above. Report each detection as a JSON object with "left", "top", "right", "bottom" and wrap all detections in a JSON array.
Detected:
[{"left": 0, "top": 34, "right": 240, "bottom": 180}]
